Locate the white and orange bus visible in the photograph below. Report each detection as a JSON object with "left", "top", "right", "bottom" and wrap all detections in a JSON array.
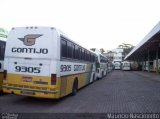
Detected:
[{"left": 3, "top": 27, "right": 97, "bottom": 98}]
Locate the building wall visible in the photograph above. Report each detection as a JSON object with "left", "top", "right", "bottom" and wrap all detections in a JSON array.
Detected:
[{"left": 103, "top": 48, "right": 123, "bottom": 63}]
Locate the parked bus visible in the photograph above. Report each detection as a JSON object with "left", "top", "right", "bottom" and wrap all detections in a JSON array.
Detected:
[
  {"left": 3, "top": 27, "right": 97, "bottom": 99},
  {"left": 130, "top": 62, "right": 142, "bottom": 71},
  {"left": 114, "top": 61, "right": 121, "bottom": 70},
  {"left": 0, "top": 28, "right": 7, "bottom": 91},
  {"left": 121, "top": 61, "right": 131, "bottom": 71},
  {"left": 91, "top": 50, "right": 108, "bottom": 79}
]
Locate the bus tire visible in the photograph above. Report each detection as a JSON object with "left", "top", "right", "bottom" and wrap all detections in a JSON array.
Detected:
[{"left": 71, "top": 79, "right": 78, "bottom": 96}]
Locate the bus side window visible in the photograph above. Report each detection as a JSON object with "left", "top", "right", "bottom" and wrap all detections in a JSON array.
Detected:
[
  {"left": 0, "top": 41, "right": 6, "bottom": 60},
  {"left": 67, "top": 41, "right": 72, "bottom": 58},
  {"left": 93, "top": 54, "right": 95, "bottom": 62},
  {"left": 79, "top": 47, "right": 82, "bottom": 60},
  {"left": 87, "top": 51, "right": 89, "bottom": 61},
  {"left": 84, "top": 50, "right": 87, "bottom": 61},
  {"left": 75, "top": 45, "right": 79, "bottom": 59},
  {"left": 61, "top": 39, "right": 67, "bottom": 58},
  {"left": 72, "top": 44, "right": 76, "bottom": 59},
  {"left": 82, "top": 49, "right": 84, "bottom": 60},
  {"left": 90, "top": 54, "right": 93, "bottom": 62},
  {"left": 89, "top": 52, "right": 91, "bottom": 61}
]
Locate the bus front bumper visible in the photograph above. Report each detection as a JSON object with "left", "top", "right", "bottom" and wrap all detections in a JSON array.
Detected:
[{"left": 2, "top": 86, "right": 60, "bottom": 99}]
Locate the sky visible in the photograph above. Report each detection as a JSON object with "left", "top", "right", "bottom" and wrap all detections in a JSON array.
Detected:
[{"left": 0, "top": 0, "right": 160, "bottom": 51}]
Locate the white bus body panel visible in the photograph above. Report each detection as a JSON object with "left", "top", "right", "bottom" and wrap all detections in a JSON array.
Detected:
[
  {"left": 114, "top": 66, "right": 121, "bottom": 70},
  {"left": 4, "top": 27, "right": 59, "bottom": 77},
  {"left": 122, "top": 61, "right": 131, "bottom": 71},
  {"left": 92, "top": 50, "right": 108, "bottom": 79},
  {"left": 59, "top": 61, "right": 96, "bottom": 82},
  {"left": 114, "top": 62, "right": 121, "bottom": 70},
  {"left": 122, "top": 66, "right": 130, "bottom": 70}
]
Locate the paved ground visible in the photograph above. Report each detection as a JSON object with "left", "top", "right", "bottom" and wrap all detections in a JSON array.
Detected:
[{"left": 0, "top": 70, "right": 160, "bottom": 113}]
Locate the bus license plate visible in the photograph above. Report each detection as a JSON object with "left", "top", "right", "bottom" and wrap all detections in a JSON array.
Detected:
[
  {"left": 22, "top": 90, "right": 34, "bottom": 95},
  {"left": 22, "top": 77, "right": 32, "bottom": 82}
]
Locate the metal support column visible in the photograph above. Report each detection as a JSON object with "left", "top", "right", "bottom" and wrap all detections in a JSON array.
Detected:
[
  {"left": 137, "top": 57, "right": 140, "bottom": 70},
  {"left": 148, "top": 49, "right": 150, "bottom": 72},
  {"left": 142, "top": 56, "right": 144, "bottom": 71},
  {"left": 156, "top": 46, "right": 159, "bottom": 73},
  {"left": 145, "top": 60, "right": 146, "bottom": 71}
]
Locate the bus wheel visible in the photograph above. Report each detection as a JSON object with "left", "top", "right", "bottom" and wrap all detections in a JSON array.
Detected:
[{"left": 71, "top": 79, "right": 78, "bottom": 96}]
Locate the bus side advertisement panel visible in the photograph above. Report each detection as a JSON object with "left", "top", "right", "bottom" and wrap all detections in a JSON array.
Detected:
[{"left": 59, "top": 62, "right": 94, "bottom": 93}]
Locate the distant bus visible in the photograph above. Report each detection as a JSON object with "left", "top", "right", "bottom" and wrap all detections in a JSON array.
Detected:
[
  {"left": 121, "top": 61, "right": 131, "bottom": 71},
  {"left": 92, "top": 50, "right": 108, "bottom": 79},
  {"left": 130, "top": 62, "right": 141, "bottom": 71},
  {"left": 0, "top": 28, "right": 7, "bottom": 91},
  {"left": 3, "top": 27, "right": 97, "bottom": 99},
  {"left": 114, "top": 61, "right": 121, "bottom": 70}
]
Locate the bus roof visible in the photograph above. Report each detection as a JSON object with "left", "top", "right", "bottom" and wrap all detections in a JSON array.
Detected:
[{"left": 6, "top": 26, "right": 96, "bottom": 58}]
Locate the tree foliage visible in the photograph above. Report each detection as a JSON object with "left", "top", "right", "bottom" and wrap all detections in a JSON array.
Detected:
[
  {"left": 90, "top": 48, "right": 96, "bottom": 51},
  {"left": 100, "top": 48, "right": 105, "bottom": 54},
  {"left": 118, "top": 43, "right": 134, "bottom": 57}
]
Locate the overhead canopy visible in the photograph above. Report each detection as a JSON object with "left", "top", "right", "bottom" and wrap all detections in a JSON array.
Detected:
[{"left": 125, "top": 22, "right": 160, "bottom": 61}]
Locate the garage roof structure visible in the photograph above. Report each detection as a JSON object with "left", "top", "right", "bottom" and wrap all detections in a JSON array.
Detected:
[{"left": 125, "top": 21, "right": 160, "bottom": 61}]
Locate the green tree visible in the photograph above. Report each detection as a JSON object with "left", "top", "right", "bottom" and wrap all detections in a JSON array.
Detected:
[
  {"left": 90, "top": 48, "right": 96, "bottom": 51},
  {"left": 118, "top": 43, "right": 134, "bottom": 58},
  {"left": 100, "top": 48, "right": 105, "bottom": 54}
]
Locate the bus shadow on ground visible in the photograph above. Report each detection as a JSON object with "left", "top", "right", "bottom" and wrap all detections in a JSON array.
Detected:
[
  {"left": 13, "top": 95, "right": 70, "bottom": 107},
  {"left": 0, "top": 92, "right": 9, "bottom": 96},
  {"left": 12, "top": 83, "right": 94, "bottom": 107}
]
